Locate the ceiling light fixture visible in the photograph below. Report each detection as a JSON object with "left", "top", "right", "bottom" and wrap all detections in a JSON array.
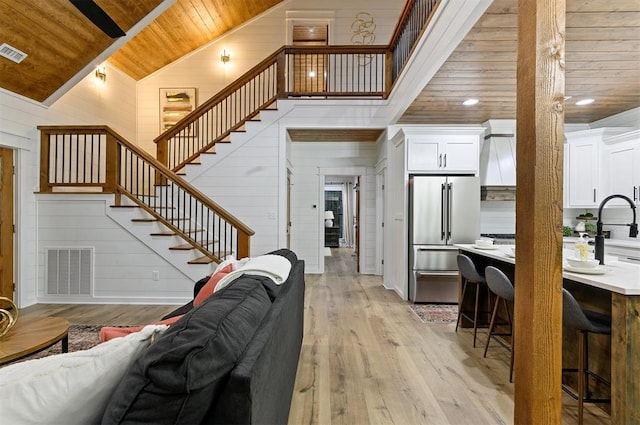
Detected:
[
  {"left": 463, "top": 98, "right": 479, "bottom": 106},
  {"left": 575, "top": 98, "right": 595, "bottom": 106},
  {"left": 221, "top": 50, "right": 230, "bottom": 64}
]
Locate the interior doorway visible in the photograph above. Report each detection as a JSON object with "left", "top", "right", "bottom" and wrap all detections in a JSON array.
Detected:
[
  {"left": 324, "top": 175, "right": 359, "bottom": 272},
  {"left": 0, "top": 147, "right": 14, "bottom": 301},
  {"left": 292, "top": 24, "right": 329, "bottom": 93}
]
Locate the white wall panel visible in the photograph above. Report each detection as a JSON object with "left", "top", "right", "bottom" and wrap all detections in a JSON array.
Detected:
[{"left": 37, "top": 196, "right": 192, "bottom": 304}]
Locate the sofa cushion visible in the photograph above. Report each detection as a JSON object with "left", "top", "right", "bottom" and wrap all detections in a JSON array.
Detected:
[
  {"left": 193, "top": 263, "right": 233, "bottom": 307},
  {"left": 0, "top": 325, "right": 166, "bottom": 425},
  {"left": 102, "top": 278, "right": 273, "bottom": 425}
]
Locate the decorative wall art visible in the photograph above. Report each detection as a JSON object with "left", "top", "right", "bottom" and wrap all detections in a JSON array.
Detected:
[
  {"left": 159, "top": 88, "right": 197, "bottom": 134},
  {"left": 351, "top": 12, "right": 376, "bottom": 66}
]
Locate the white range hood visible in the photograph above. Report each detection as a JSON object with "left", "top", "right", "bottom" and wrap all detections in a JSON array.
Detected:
[{"left": 480, "top": 120, "right": 516, "bottom": 201}]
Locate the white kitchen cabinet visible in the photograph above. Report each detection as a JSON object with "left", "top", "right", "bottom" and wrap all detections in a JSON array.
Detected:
[
  {"left": 602, "top": 130, "right": 640, "bottom": 206},
  {"left": 567, "top": 136, "right": 600, "bottom": 207},
  {"left": 407, "top": 135, "right": 479, "bottom": 173},
  {"left": 565, "top": 128, "right": 632, "bottom": 208}
]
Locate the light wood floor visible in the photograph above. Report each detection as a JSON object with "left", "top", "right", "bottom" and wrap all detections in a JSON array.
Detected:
[{"left": 19, "top": 248, "right": 610, "bottom": 424}]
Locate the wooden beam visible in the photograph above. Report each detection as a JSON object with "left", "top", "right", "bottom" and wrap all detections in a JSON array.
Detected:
[
  {"left": 611, "top": 293, "right": 640, "bottom": 424},
  {"left": 514, "top": 1, "right": 565, "bottom": 423}
]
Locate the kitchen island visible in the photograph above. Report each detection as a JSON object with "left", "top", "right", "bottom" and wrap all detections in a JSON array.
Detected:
[{"left": 454, "top": 244, "right": 639, "bottom": 423}]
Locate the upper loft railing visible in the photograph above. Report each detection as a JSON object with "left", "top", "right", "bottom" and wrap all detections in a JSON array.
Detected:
[
  {"left": 155, "top": 0, "right": 440, "bottom": 172},
  {"left": 38, "top": 125, "right": 254, "bottom": 262}
]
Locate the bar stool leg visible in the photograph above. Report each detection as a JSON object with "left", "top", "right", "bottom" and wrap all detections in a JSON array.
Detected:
[
  {"left": 577, "top": 331, "right": 586, "bottom": 425},
  {"left": 483, "top": 295, "right": 501, "bottom": 357},
  {"left": 472, "top": 282, "right": 481, "bottom": 347},
  {"left": 455, "top": 278, "right": 468, "bottom": 332}
]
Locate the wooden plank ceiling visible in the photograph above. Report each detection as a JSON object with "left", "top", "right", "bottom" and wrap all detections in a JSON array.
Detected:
[
  {"left": 288, "top": 128, "right": 384, "bottom": 143},
  {"left": 398, "top": 0, "right": 640, "bottom": 124},
  {"left": 0, "top": 0, "right": 282, "bottom": 102}
]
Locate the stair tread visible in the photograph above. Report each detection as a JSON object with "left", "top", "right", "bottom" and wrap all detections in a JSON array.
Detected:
[
  {"left": 188, "top": 256, "right": 215, "bottom": 265},
  {"left": 131, "top": 218, "right": 157, "bottom": 222},
  {"left": 170, "top": 244, "right": 195, "bottom": 250},
  {"left": 110, "top": 205, "right": 138, "bottom": 208},
  {"left": 150, "top": 232, "right": 176, "bottom": 236}
]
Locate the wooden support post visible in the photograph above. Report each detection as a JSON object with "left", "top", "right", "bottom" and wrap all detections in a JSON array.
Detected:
[
  {"left": 38, "top": 129, "right": 52, "bottom": 193},
  {"left": 156, "top": 137, "right": 168, "bottom": 186},
  {"left": 514, "top": 0, "right": 565, "bottom": 423},
  {"left": 237, "top": 232, "right": 250, "bottom": 260},
  {"left": 104, "top": 132, "right": 118, "bottom": 195},
  {"left": 384, "top": 49, "right": 393, "bottom": 98},
  {"left": 611, "top": 293, "right": 640, "bottom": 424},
  {"left": 276, "top": 50, "right": 286, "bottom": 99}
]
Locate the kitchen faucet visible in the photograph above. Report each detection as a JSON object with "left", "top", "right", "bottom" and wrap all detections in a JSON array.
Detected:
[{"left": 595, "top": 194, "right": 638, "bottom": 265}]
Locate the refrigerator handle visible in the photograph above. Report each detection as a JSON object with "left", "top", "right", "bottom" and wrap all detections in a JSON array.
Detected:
[
  {"left": 441, "top": 183, "right": 446, "bottom": 240},
  {"left": 447, "top": 182, "right": 452, "bottom": 239}
]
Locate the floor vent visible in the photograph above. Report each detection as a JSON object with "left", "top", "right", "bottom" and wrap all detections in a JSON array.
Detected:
[
  {"left": 46, "top": 248, "right": 93, "bottom": 295},
  {"left": 0, "top": 43, "right": 28, "bottom": 64}
]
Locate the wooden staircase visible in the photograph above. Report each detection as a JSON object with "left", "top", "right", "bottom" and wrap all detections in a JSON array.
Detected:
[{"left": 36, "top": 0, "right": 439, "bottom": 276}]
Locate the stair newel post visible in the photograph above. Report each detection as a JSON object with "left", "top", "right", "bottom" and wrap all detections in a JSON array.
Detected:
[
  {"left": 104, "top": 130, "right": 119, "bottom": 204},
  {"left": 237, "top": 231, "right": 250, "bottom": 260},
  {"left": 384, "top": 49, "right": 393, "bottom": 98},
  {"left": 156, "top": 136, "right": 168, "bottom": 187},
  {"left": 276, "top": 49, "right": 286, "bottom": 99},
  {"left": 38, "top": 128, "right": 52, "bottom": 193}
]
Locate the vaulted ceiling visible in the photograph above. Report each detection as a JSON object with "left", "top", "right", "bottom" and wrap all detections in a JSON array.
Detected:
[
  {"left": 0, "top": 0, "right": 638, "bottom": 125},
  {"left": 0, "top": 0, "right": 282, "bottom": 102}
]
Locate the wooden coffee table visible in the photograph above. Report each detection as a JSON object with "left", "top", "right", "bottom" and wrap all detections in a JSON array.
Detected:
[{"left": 0, "top": 316, "right": 69, "bottom": 365}]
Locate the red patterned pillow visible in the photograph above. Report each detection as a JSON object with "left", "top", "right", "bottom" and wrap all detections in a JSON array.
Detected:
[
  {"left": 193, "top": 264, "right": 233, "bottom": 307},
  {"left": 100, "top": 315, "right": 183, "bottom": 342}
]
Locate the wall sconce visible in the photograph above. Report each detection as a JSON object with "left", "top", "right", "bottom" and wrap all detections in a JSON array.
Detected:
[
  {"left": 221, "top": 50, "right": 230, "bottom": 64},
  {"left": 95, "top": 65, "right": 107, "bottom": 82}
]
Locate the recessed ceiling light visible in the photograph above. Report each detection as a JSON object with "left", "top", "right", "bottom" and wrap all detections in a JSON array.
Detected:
[
  {"left": 308, "top": 71, "right": 316, "bottom": 78},
  {"left": 575, "top": 98, "right": 595, "bottom": 106},
  {"left": 463, "top": 98, "right": 479, "bottom": 106}
]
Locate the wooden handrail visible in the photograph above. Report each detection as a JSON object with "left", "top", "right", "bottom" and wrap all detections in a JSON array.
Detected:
[
  {"left": 39, "top": 125, "right": 254, "bottom": 237},
  {"left": 38, "top": 125, "right": 254, "bottom": 261}
]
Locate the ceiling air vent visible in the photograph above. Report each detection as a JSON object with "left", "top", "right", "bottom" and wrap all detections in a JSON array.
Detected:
[{"left": 0, "top": 43, "right": 28, "bottom": 63}]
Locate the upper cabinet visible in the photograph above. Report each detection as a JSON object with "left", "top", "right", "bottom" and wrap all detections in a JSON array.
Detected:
[
  {"left": 404, "top": 127, "right": 484, "bottom": 174},
  {"left": 602, "top": 130, "right": 640, "bottom": 206},
  {"left": 565, "top": 127, "right": 633, "bottom": 208}
]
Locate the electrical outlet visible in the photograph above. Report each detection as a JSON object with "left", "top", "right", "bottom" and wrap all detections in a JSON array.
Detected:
[{"left": 152, "top": 271, "right": 160, "bottom": 281}]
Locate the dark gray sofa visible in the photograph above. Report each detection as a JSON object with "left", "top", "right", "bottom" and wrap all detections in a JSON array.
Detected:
[{"left": 102, "top": 249, "right": 305, "bottom": 425}]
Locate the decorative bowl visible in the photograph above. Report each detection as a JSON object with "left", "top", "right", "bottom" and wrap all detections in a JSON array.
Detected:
[{"left": 566, "top": 258, "right": 599, "bottom": 268}]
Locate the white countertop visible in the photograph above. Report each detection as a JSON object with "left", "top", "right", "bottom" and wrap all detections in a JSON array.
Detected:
[{"left": 454, "top": 244, "right": 640, "bottom": 296}]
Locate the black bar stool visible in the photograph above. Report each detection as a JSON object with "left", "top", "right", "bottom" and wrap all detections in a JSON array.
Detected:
[
  {"left": 483, "top": 266, "right": 514, "bottom": 382},
  {"left": 455, "top": 254, "right": 489, "bottom": 347},
  {"left": 561, "top": 288, "right": 611, "bottom": 425}
]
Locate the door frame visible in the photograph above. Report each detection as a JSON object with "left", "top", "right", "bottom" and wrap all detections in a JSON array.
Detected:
[
  {"left": 0, "top": 147, "right": 14, "bottom": 301},
  {"left": 318, "top": 166, "right": 367, "bottom": 274}
]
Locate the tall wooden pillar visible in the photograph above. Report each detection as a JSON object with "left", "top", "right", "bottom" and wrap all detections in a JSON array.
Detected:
[{"left": 514, "top": 0, "right": 565, "bottom": 423}]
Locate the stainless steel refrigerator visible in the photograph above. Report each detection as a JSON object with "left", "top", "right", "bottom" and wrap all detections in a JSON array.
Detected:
[{"left": 409, "top": 175, "right": 480, "bottom": 303}]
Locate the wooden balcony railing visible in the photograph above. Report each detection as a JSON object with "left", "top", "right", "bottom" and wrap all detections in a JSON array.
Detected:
[
  {"left": 155, "top": 0, "right": 440, "bottom": 172},
  {"left": 38, "top": 125, "right": 254, "bottom": 261}
]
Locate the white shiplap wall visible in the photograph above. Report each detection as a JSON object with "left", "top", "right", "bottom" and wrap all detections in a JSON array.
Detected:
[
  {"left": 37, "top": 195, "right": 192, "bottom": 304},
  {"left": 188, "top": 122, "right": 283, "bottom": 257}
]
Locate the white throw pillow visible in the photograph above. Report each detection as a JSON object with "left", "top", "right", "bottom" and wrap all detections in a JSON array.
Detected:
[{"left": 0, "top": 324, "right": 167, "bottom": 425}]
